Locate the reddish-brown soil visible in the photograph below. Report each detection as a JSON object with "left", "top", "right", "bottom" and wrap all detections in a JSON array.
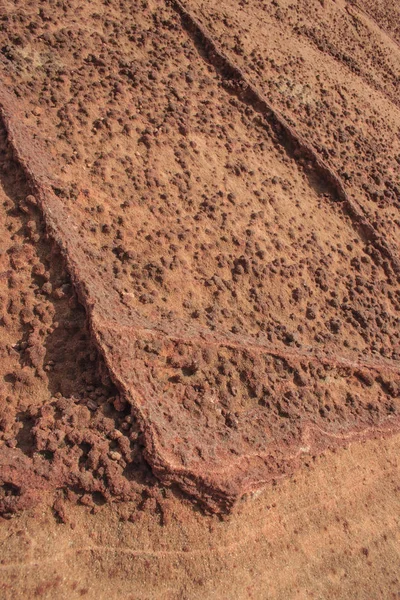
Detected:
[{"left": 0, "top": 0, "right": 399, "bottom": 597}]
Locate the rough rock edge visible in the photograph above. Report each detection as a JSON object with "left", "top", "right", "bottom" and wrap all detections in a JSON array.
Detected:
[{"left": 0, "top": 84, "right": 242, "bottom": 513}]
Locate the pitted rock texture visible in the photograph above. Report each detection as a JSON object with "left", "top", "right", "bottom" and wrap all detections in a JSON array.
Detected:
[{"left": 0, "top": 0, "right": 399, "bottom": 514}]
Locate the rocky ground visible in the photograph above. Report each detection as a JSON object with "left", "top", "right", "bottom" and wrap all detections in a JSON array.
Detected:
[{"left": 0, "top": 0, "right": 399, "bottom": 598}]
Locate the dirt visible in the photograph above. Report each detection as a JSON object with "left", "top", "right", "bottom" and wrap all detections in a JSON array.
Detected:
[{"left": 0, "top": 0, "right": 399, "bottom": 597}]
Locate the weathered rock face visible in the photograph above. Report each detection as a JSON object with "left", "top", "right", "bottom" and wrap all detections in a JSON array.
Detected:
[
  {"left": 0, "top": 0, "right": 399, "bottom": 515},
  {"left": 187, "top": 0, "right": 400, "bottom": 259}
]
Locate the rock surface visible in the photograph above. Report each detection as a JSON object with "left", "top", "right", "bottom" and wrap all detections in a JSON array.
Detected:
[
  {"left": 0, "top": 0, "right": 400, "bottom": 597},
  {"left": 0, "top": 0, "right": 399, "bottom": 515}
]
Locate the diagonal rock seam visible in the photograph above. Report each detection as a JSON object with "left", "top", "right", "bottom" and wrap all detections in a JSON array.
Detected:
[
  {"left": 346, "top": 1, "right": 400, "bottom": 53},
  {"left": 167, "top": 0, "right": 400, "bottom": 280}
]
